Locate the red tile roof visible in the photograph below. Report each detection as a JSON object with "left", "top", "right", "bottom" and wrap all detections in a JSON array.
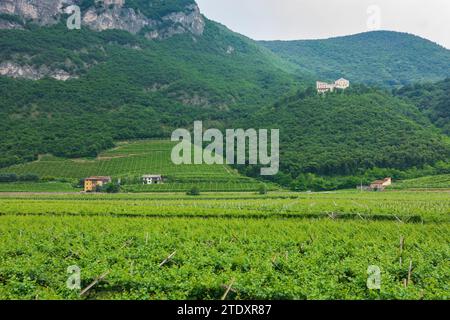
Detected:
[{"left": 85, "top": 176, "right": 111, "bottom": 181}]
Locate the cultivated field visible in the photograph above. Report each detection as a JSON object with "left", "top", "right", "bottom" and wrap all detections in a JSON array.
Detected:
[
  {"left": 0, "top": 191, "right": 448, "bottom": 300},
  {"left": 392, "top": 174, "right": 450, "bottom": 190},
  {"left": 0, "top": 140, "right": 273, "bottom": 192}
]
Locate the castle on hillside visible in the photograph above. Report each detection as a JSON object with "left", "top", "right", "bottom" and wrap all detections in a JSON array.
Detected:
[{"left": 316, "top": 78, "right": 350, "bottom": 93}]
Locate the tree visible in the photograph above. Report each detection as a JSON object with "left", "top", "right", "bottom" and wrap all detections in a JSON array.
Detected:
[
  {"left": 0, "top": 173, "right": 18, "bottom": 183},
  {"left": 18, "top": 173, "right": 40, "bottom": 182},
  {"left": 258, "top": 184, "right": 268, "bottom": 195},
  {"left": 187, "top": 186, "right": 200, "bottom": 196},
  {"left": 104, "top": 183, "right": 121, "bottom": 194}
]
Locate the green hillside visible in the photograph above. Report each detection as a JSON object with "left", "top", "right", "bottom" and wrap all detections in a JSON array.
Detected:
[
  {"left": 1, "top": 4, "right": 449, "bottom": 187},
  {"left": 240, "top": 86, "right": 450, "bottom": 189},
  {"left": 391, "top": 174, "right": 450, "bottom": 190},
  {"left": 0, "top": 19, "right": 302, "bottom": 168},
  {"left": 0, "top": 140, "right": 273, "bottom": 192},
  {"left": 394, "top": 78, "right": 450, "bottom": 135},
  {"left": 261, "top": 31, "right": 450, "bottom": 87}
]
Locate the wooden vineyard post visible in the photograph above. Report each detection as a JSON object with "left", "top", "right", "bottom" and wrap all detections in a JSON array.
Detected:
[
  {"left": 407, "top": 259, "right": 413, "bottom": 286},
  {"left": 159, "top": 251, "right": 176, "bottom": 267},
  {"left": 80, "top": 270, "right": 110, "bottom": 297},
  {"left": 399, "top": 236, "right": 404, "bottom": 266},
  {"left": 221, "top": 278, "right": 236, "bottom": 300}
]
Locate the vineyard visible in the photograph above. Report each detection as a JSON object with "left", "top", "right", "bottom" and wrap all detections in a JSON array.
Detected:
[
  {"left": 0, "top": 182, "right": 81, "bottom": 193},
  {"left": 0, "top": 191, "right": 448, "bottom": 300},
  {"left": 0, "top": 140, "right": 272, "bottom": 192},
  {"left": 392, "top": 174, "right": 450, "bottom": 190}
]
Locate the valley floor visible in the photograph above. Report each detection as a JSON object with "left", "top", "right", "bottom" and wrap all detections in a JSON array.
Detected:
[{"left": 0, "top": 190, "right": 448, "bottom": 300}]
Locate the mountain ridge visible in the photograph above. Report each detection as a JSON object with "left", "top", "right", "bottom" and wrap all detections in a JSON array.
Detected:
[
  {"left": 261, "top": 30, "right": 450, "bottom": 86},
  {"left": 0, "top": 0, "right": 204, "bottom": 39}
]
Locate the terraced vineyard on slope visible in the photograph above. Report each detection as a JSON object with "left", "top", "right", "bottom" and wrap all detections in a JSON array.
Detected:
[
  {"left": 0, "top": 140, "right": 273, "bottom": 192},
  {"left": 392, "top": 175, "right": 450, "bottom": 190}
]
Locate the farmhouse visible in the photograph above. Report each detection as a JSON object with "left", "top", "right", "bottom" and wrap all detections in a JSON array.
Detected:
[
  {"left": 84, "top": 176, "right": 112, "bottom": 192},
  {"left": 316, "top": 78, "right": 350, "bottom": 93},
  {"left": 370, "top": 177, "right": 392, "bottom": 191},
  {"left": 142, "top": 174, "right": 164, "bottom": 185}
]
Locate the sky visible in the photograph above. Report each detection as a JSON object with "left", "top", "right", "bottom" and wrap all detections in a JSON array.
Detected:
[{"left": 196, "top": 0, "right": 450, "bottom": 49}]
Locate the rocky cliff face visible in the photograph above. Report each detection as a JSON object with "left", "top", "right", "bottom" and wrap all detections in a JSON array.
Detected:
[
  {"left": 0, "top": 0, "right": 205, "bottom": 38},
  {"left": 0, "top": 0, "right": 65, "bottom": 26},
  {"left": 0, "top": 0, "right": 205, "bottom": 80},
  {"left": 0, "top": 61, "right": 74, "bottom": 80},
  {"left": 146, "top": 4, "right": 205, "bottom": 40}
]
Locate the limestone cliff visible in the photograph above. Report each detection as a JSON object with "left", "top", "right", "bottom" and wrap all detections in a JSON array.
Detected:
[
  {"left": 0, "top": 0, "right": 205, "bottom": 80},
  {"left": 0, "top": 0, "right": 205, "bottom": 37}
]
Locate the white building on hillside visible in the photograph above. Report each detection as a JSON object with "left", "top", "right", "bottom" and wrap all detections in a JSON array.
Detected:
[
  {"left": 142, "top": 175, "right": 164, "bottom": 185},
  {"left": 316, "top": 81, "right": 336, "bottom": 93},
  {"left": 334, "top": 78, "right": 350, "bottom": 89},
  {"left": 316, "top": 78, "right": 350, "bottom": 93}
]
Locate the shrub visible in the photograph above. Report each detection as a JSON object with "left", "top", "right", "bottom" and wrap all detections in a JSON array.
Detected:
[
  {"left": 0, "top": 173, "right": 18, "bottom": 183},
  {"left": 41, "top": 176, "right": 57, "bottom": 182},
  {"left": 187, "top": 186, "right": 200, "bottom": 196},
  {"left": 18, "top": 173, "right": 40, "bottom": 182},
  {"left": 258, "top": 184, "right": 268, "bottom": 195},
  {"left": 104, "top": 183, "right": 121, "bottom": 194}
]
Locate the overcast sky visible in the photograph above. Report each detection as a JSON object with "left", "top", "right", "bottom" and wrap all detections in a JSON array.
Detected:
[{"left": 196, "top": 0, "right": 450, "bottom": 49}]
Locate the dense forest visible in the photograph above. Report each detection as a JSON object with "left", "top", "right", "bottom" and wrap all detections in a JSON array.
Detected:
[
  {"left": 237, "top": 86, "right": 450, "bottom": 189},
  {"left": 0, "top": 19, "right": 303, "bottom": 168},
  {"left": 394, "top": 78, "right": 450, "bottom": 135},
  {"left": 261, "top": 31, "right": 450, "bottom": 87}
]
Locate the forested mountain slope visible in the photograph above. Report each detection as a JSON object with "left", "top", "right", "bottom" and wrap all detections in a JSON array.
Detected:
[
  {"left": 0, "top": 1, "right": 303, "bottom": 167},
  {"left": 394, "top": 78, "right": 450, "bottom": 135},
  {"left": 241, "top": 86, "right": 450, "bottom": 186},
  {"left": 261, "top": 31, "right": 450, "bottom": 87}
]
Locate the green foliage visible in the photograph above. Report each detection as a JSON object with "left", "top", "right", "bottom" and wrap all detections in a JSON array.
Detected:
[
  {"left": 125, "top": 0, "right": 196, "bottom": 19},
  {"left": 17, "top": 173, "right": 39, "bottom": 182},
  {"left": 0, "top": 21, "right": 448, "bottom": 188},
  {"left": 104, "top": 182, "right": 121, "bottom": 193},
  {"left": 394, "top": 78, "right": 450, "bottom": 134},
  {"left": 245, "top": 87, "right": 450, "bottom": 184},
  {"left": 187, "top": 186, "right": 200, "bottom": 196},
  {"left": 0, "top": 20, "right": 301, "bottom": 168},
  {"left": 0, "top": 140, "right": 275, "bottom": 192},
  {"left": 0, "top": 14, "right": 24, "bottom": 25},
  {"left": 257, "top": 184, "right": 267, "bottom": 195},
  {"left": 0, "top": 191, "right": 448, "bottom": 299},
  {"left": 0, "top": 173, "right": 18, "bottom": 183},
  {"left": 0, "top": 182, "right": 80, "bottom": 192},
  {"left": 392, "top": 174, "right": 450, "bottom": 190},
  {"left": 261, "top": 31, "right": 450, "bottom": 87}
]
